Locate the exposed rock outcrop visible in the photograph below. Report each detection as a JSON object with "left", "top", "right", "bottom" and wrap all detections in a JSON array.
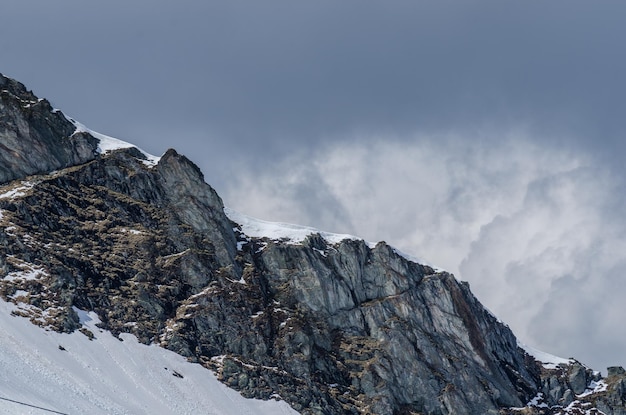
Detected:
[
  {"left": 0, "top": 74, "right": 98, "bottom": 183},
  {"left": 0, "top": 73, "right": 624, "bottom": 415},
  {"left": 501, "top": 362, "right": 626, "bottom": 414}
]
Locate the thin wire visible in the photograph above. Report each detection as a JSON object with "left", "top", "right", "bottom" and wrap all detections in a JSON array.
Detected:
[{"left": 0, "top": 396, "right": 69, "bottom": 415}]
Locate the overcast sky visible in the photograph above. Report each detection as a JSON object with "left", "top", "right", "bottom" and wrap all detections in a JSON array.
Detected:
[{"left": 2, "top": 1, "right": 626, "bottom": 373}]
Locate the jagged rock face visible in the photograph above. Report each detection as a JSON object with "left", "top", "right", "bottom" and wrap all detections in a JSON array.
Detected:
[
  {"left": 254, "top": 239, "right": 538, "bottom": 413},
  {"left": 0, "top": 146, "right": 236, "bottom": 339},
  {"left": 598, "top": 368, "right": 626, "bottom": 415},
  {"left": 501, "top": 363, "right": 626, "bottom": 414},
  {"left": 0, "top": 74, "right": 98, "bottom": 183},
  {"left": 1, "top": 73, "right": 623, "bottom": 415},
  {"left": 163, "top": 233, "right": 540, "bottom": 414}
]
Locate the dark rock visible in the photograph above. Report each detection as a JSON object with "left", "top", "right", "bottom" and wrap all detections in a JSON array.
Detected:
[
  {"left": 568, "top": 362, "right": 588, "bottom": 394},
  {"left": 561, "top": 388, "right": 574, "bottom": 406},
  {"left": 0, "top": 73, "right": 98, "bottom": 184}
]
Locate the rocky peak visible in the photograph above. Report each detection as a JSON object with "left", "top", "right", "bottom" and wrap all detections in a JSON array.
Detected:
[
  {"left": 0, "top": 73, "right": 624, "bottom": 415},
  {"left": 0, "top": 73, "right": 98, "bottom": 184},
  {"left": 155, "top": 148, "right": 237, "bottom": 267},
  {"left": 0, "top": 74, "right": 36, "bottom": 100}
]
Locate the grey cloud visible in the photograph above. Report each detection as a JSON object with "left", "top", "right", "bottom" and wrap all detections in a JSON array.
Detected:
[
  {"left": 224, "top": 157, "right": 356, "bottom": 234},
  {"left": 461, "top": 164, "right": 626, "bottom": 372},
  {"left": 528, "top": 266, "right": 626, "bottom": 371}
]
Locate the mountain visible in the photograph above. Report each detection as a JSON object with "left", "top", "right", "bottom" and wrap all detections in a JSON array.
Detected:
[{"left": 0, "top": 73, "right": 625, "bottom": 415}]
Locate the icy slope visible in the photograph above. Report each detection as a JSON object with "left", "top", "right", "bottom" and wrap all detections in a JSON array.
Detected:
[{"left": 0, "top": 301, "right": 297, "bottom": 415}]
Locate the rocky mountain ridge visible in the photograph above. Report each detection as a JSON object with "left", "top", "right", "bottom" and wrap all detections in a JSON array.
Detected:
[{"left": 1, "top": 73, "right": 624, "bottom": 414}]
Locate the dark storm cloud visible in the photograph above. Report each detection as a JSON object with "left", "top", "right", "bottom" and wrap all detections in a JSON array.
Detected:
[
  {"left": 4, "top": 1, "right": 626, "bottom": 173},
  {"left": 3, "top": 1, "right": 626, "bottom": 372}
]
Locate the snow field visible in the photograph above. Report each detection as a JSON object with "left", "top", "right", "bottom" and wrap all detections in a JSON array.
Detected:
[{"left": 0, "top": 301, "right": 297, "bottom": 415}]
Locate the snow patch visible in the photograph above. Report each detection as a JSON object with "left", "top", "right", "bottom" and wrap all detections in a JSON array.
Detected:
[
  {"left": 560, "top": 400, "right": 598, "bottom": 415},
  {"left": 68, "top": 117, "right": 161, "bottom": 167},
  {"left": 8, "top": 290, "right": 29, "bottom": 300},
  {"left": 72, "top": 306, "right": 95, "bottom": 325},
  {"left": 225, "top": 276, "right": 247, "bottom": 285},
  {"left": 3, "top": 262, "right": 48, "bottom": 282},
  {"left": 520, "top": 342, "right": 575, "bottom": 369},
  {"left": 0, "top": 181, "right": 38, "bottom": 200},
  {"left": 235, "top": 236, "right": 250, "bottom": 251},
  {"left": 225, "top": 207, "right": 446, "bottom": 271},
  {"left": 525, "top": 392, "right": 549, "bottom": 408},
  {"left": 119, "top": 228, "right": 144, "bottom": 235},
  {"left": 578, "top": 379, "right": 608, "bottom": 397},
  {"left": 256, "top": 242, "right": 268, "bottom": 253},
  {"left": 225, "top": 207, "right": 365, "bottom": 246}
]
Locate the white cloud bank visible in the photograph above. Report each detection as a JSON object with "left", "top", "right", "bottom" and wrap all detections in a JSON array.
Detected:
[{"left": 223, "top": 130, "right": 625, "bottom": 372}]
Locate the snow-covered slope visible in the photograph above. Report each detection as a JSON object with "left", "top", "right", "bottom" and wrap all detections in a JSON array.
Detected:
[{"left": 0, "top": 301, "right": 297, "bottom": 415}]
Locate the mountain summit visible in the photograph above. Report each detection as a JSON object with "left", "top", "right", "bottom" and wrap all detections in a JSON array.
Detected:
[{"left": 0, "top": 73, "right": 624, "bottom": 414}]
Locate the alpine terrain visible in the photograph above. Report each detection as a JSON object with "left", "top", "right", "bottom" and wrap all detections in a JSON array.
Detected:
[{"left": 0, "top": 73, "right": 624, "bottom": 414}]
